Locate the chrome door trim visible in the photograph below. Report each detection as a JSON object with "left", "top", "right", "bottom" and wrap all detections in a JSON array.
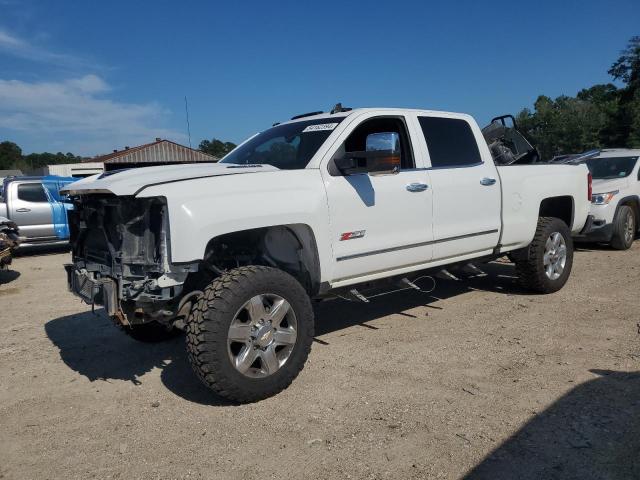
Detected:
[{"left": 336, "top": 229, "right": 499, "bottom": 261}]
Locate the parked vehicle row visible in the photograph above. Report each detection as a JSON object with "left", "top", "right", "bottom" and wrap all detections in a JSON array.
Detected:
[
  {"left": 0, "top": 175, "right": 76, "bottom": 247},
  {"left": 574, "top": 149, "right": 640, "bottom": 250},
  {"left": 62, "top": 106, "right": 592, "bottom": 402}
]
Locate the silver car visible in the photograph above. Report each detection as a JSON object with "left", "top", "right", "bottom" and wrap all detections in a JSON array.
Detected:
[{"left": 0, "top": 176, "right": 73, "bottom": 246}]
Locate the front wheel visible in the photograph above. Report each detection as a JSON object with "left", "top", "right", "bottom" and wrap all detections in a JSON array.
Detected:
[
  {"left": 610, "top": 205, "right": 635, "bottom": 250},
  {"left": 185, "top": 266, "right": 314, "bottom": 403},
  {"left": 514, "top": 217, "right": 574, "bottom": 294}
]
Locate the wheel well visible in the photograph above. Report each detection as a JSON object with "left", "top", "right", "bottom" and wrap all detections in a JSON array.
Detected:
[
  {"left": 539, "top": 196, "right": 573, "bottom": 228},
  {"left": 201, "top": 225, "right": 321, "bottom": 295}
]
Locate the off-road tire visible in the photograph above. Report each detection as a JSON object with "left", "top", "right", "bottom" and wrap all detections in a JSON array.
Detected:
[
  {"left": 514, "top": 216, "right": 573, "bottom": 294},
  {"left": 610, "top": 205, "right": 635, "bottom": 250},
  {"left": 185, "top": 266, "right": 314, "bottom": 403},
  {"left": 122, "top": 321, "right": 182, "bottom": 343}
]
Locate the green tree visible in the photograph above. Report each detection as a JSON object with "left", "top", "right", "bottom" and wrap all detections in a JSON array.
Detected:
[
  {"left": 514, "top": 36, "right": 640, "bottom": 158},
  {"left": 609, "top": 36, "right": 640, "bottom": 89},
  {"left": 609, "top": 36, "right": 640, "bottom": 147},
  {"left": 576, "top": 84, "right": 620, "bottom": 146},
  {"left": 628, "top": 89, "right": 640, "bottom": 146},
  {"left": 0, "top": 141, "right": 23, "bottom": 170},
  {"left": 198, "top": 138, "right": 236, "bottom": 158},
  {"left": 23, "top": 151, "right": 83, "bottom": 169},
  {"left": 516, "top": 92, "right": 617, "bottom": 159},
  {"left": 0, "top": 141, "right": 84, "bottom": 172}
]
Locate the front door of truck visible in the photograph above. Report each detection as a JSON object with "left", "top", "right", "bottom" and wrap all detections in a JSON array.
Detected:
[
  {"left": 415, "top": 115, "right": 501, "bottom": 260},
  {"left": 321, "top": 113, "right": 434, "bottom": 282},
  {"left": 10, "top": 181, "right": 55, "bottom": 240}
]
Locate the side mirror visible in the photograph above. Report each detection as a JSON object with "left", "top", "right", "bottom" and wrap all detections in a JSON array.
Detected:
[
  {"left": 334, "top": 132, "right": 401, "bottom": 176},
  {"left": 335, "top": 150, "right": 401, "bottom": 176},
  {"left": 366, "top": 132, "right": 399, "bottom": 153}
]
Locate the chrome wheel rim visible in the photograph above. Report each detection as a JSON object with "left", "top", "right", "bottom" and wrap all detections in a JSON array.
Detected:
[
  {"left": 543, "top": 232, "right": 567, "bottom": 281},
  {"left": 227, "top": 294, "right": 297, "bottom": 378},
  {"left": 624, "top": 212, "right": 635, "bottom": 244}
]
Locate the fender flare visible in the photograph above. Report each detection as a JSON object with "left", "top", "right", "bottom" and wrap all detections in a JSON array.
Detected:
[{"left": 614, "top": 195, "right": 640, "bottom": 228}]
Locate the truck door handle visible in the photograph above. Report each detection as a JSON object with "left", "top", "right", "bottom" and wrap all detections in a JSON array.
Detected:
[
  {"left": 480, "top": 177, "right": 496, "bottom": 186},
  {"left": 16, "top": 208, "right": 31, "bottom": 212},
  {"left": 406, "top": 182, "right": 429, "bottom": 192}
]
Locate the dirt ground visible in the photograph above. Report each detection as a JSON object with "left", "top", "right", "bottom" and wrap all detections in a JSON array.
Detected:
[{"left": 0, "top": 244, "right": 639, "bottom": 480}]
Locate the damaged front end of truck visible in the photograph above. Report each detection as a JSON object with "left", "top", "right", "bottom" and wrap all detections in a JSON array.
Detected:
[{"left": 65, "top": 195, "right": 199, "bottom": 328}]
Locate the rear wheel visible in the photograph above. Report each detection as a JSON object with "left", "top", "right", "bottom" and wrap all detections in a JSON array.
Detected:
[
  {"left": 610, "top": 205, "right": 635, "bottom": 250},
  {"left": 185, "top": 266, "right": 314, "bottom": 403},
  {"left": 514, "top": 217, "right": 573, "bottom": 294}
]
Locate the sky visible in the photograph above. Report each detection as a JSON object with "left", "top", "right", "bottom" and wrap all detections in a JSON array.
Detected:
[{"left": 0, "top": 0, "right": 638, "bottom": 156}]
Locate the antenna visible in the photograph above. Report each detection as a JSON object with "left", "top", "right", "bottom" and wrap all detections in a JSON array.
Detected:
[{"left": 184, "top": 95, "right": 192, "bottom": 149}]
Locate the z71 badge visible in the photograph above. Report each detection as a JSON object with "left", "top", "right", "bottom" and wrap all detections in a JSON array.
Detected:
[{"left": 340, "top": 230, "right": 366, "bottom": 241}]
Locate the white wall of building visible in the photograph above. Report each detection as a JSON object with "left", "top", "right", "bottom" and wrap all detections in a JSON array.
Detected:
[{"left": 46, "top": 162, "right": 104, "bottom": 178}]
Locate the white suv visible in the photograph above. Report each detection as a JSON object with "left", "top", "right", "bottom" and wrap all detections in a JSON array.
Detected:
[{"left": 577, "top": 149, "right": 640, "bottom": 249}]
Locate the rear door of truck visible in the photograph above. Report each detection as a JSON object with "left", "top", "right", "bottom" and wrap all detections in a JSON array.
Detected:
[{"left": 411, "top": 113, "right": 501, "bottom": 260}]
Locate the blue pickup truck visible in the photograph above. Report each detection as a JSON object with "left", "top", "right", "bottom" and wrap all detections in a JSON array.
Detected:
[{"left": 0, "top": 176, "right": 77, "bottom": 246}]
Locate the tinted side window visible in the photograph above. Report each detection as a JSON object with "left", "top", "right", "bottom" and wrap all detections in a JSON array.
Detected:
[
  {"left": 17, "top": 183, "right": 48, "bottom": 203},
  {"left": 418, "top": 117, "right": 482, "bottom": 168}
]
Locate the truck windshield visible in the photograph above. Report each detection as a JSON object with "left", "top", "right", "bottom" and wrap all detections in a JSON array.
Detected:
[
  {"left": 220, "top": 117, "right": 344, "bottom": 170},
  {"left": 586, "top": 156, "right": 638, "bottom": 179}
]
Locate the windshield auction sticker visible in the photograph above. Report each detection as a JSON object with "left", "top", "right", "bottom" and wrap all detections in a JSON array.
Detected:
[{"left": 302, "top": 123, "right": 339, "bottom": 132}]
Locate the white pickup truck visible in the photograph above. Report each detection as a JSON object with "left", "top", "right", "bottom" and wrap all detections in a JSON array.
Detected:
[{"left": 63, "top": 107, "right": 591, "bottom": 402}]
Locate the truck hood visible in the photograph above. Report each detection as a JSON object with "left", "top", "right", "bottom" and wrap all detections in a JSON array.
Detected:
[
  {"left": 591, "top": 177, "right": 629, "bottom": 194},
  {"left": 61, "top": 163, "right": 280, "bottom": 196}
]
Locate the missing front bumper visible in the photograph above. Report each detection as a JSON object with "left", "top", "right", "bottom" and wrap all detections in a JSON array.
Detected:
[{"left": 65, "top": 264, "right": 119, "bottom": 316}]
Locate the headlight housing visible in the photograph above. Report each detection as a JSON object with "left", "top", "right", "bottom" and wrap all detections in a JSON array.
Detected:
[{"left": 591, "top": 190, "right": 619, "bottom": 205}]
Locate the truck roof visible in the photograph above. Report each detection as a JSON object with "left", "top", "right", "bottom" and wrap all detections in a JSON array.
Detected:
[
  {"left": 277, "top": 107, "right": 472, "bottom": 126},
  {"left": 596, "top": 148, "right": 640, "bottom": 158},
  {"left": 3, "top": 176, "right": 47, "bottom": 182},
  {"left": 2, "top": 175, "right": 77, "bottom": 184}
]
